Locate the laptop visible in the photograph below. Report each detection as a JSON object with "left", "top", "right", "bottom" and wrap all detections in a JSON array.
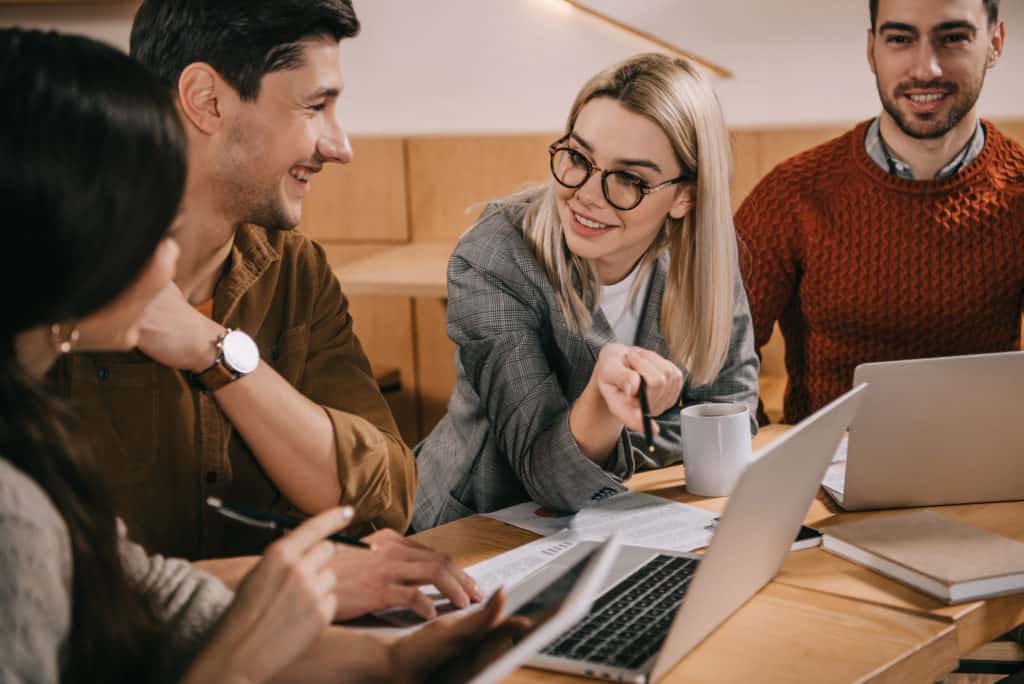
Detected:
[
  {"left": 462, "top": 534, "right": 620, "bottom": 684},
  {"left": 507, "top": 383, "right": 867, "bottom": 683},
  {"left": 828, "top": 351, "right": 1024, "bottom": 511}
]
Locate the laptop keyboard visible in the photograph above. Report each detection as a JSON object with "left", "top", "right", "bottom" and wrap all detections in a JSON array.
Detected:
[{"left": 542, "top": 554, "right": 699, "bottom": 670}]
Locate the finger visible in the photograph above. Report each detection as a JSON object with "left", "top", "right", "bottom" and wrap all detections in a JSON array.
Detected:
[
  {"left": 318, "top": 593, "right": 338, "bottom": 626},
  {"left": 377, "top": 544, "right": 484, "bottom": 602},
  {"left": 389, "top": 584, "right": 437, "bottom": 620},
  {"left": 599, "top": 351, "right": 641, "bottom": 394},
  {"left": 443, "top": 589, "right": 504, "bottom": 636},
  {"left": 315, "top": 567, "right": 338, "bottom": 595},
  {"left": 276, "top": 506, "right": 354, "bottom": 554},
  {"left": 390, "top": 561, "right": 472, "bottom": 610},
  {"left": 626, "top": 352, "right": 670, "bottom": 394},
  {"left": 604, "top": 391, "right": 645, "bottom": 433},
  {"left": 299, "top": 539, "right": 337, "bottom": 574}
]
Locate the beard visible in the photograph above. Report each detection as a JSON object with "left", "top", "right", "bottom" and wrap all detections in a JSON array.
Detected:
[
  {"left": 244, "top": 192, "right": 297, "bottom": 232},
  {"left": 220, "top": 123, "right": 301, "bottom": 232},
  {"left": 877, "top": 70, "right": 985, "bottom": 140}
]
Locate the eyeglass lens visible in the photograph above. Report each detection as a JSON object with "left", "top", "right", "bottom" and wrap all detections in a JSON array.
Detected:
[{"left": 551, "top": 148, "right": 643, "bottom": 210}]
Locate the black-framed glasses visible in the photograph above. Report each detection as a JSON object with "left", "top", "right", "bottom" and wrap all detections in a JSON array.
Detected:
[{"left": 548, "top": 136, "right": 694, "bottom": 211}]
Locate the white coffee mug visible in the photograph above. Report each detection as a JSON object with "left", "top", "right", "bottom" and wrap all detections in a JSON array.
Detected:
[{"left": 680, "top": 402, "right": 753, "bottom": 497}]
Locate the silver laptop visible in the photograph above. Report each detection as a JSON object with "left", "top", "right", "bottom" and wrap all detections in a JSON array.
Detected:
[
  {"left": 829, "top": 351, "right": 1024, "bottom": 511},
  {"left": 507, "top": 384, "right": 866, "bottom": 683}
]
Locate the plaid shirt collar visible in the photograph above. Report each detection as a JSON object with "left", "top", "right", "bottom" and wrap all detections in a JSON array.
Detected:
[{"left": 864, "top": 116, "right": 985, "bottom": 180}]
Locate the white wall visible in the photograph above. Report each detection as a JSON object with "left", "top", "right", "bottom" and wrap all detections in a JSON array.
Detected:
[{"left": 2, "top": 0, "right": 1020, "bottom": 134}]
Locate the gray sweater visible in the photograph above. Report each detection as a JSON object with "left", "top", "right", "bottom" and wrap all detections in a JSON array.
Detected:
[{"left": 0, "top": 457, "right": 232, "bottom": 683}]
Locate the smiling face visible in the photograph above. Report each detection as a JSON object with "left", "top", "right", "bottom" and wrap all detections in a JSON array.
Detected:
[
  {"left": 555, "top": 97, "right": 694, "bottom": 285},
  {"left": 868, "top": 0, "right": 1002, "bottom": 140},
  {"left": 216, "top": 36, "right": 351, "bottom": 230}
]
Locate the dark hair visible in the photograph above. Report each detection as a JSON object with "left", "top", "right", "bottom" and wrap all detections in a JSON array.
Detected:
[
  {"left": 870, "top": 0, "right": 999, "bottom": 31},
  {"left": 131, "top": 0, "right": 360, "bottom": 101},
  {"left": 0, "top": 28, "right": 187, "bottom": 682}
]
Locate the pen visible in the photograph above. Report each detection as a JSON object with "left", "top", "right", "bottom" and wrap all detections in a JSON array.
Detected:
[
  {"left": 638, "top": 377, "right": 655, "bottom": 455},
  {"left": 206, "top": 497, "right": 371, "bottom": 549}
]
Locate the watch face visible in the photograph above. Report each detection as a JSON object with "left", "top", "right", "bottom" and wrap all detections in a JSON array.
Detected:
[{"left": 222, "top": 330, "right": 260, "bottom": 375}]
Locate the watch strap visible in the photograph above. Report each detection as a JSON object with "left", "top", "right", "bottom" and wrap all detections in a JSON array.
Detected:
[
  {"left": 196, "top": 328, "right": 239, "bottom": 392},
  {"left": 196, "top": 360, "right": 237, "bottom": 392}
]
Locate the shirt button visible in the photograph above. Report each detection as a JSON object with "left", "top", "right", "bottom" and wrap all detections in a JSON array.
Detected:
[
  {"left": 96, "top": 367, "right": 111, "bottom": 382},
  {"left": 206, "top": 471, "right": 217, "bottom": 483}
]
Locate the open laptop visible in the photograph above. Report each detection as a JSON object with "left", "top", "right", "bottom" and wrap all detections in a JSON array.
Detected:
[
  {"left": 827, "top": 351, "right": 1024, "bottom": 511},
  {"left": 506, "top": 383, "right": 866, "bottom": 683}
]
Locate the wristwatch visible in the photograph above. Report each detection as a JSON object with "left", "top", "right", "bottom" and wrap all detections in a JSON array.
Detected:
[{"left": 195, "top": 328, "right": 260, "bottom": 391}]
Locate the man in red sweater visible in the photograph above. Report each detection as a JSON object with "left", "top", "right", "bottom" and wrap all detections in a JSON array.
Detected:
[{"left": 736, "top": 0, "right": 1024, "bottom": 425}]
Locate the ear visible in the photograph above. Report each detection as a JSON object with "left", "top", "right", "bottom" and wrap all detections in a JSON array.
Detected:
[
  {"left": 177, "top": 63, "right": 229, "bottom": 135},
  {"left": 986, "top": 20, "right": 1006, "bottom": 69},
  {"left": 866, "top": 28, "right": 877, "bottom": 75},
  {"left": 668, "top": 184, "right": 696, "bottom": 220}
]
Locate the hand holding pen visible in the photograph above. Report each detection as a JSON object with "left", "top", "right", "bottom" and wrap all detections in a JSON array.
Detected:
[
  {"left": 207, "top": 497, "right": 370, "bottom": 548},
  {"left": 627, "top": 348, "right": 685, "bottom": 452},
  {"left": 206, "top": 497, "right": 484, "bottom": 621}
]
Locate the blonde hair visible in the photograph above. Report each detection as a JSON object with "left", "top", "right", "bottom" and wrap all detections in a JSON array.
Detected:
[{"left": 503, "top": 53, "right": 737, "bottom": 385}]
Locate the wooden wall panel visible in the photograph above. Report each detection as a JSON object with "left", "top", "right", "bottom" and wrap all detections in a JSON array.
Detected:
[
  {"left": 314, "top": 120, "right": 1024, "bottom": 439},
  {"left": 405, "top": 134, "right": 555, "bottom": 242},
  {"left": 729, "top": 129, "right": 764, "bottom": 212},
  {"left": 993, "top": 118, "right": 1024, "bottom": 145},
  {"left": 299, "top": 137, "right": 409, "bottom": 244},
  {"left": 322, "top": 244, "right": 419, "bottom": 445},
  {"left": 412, "top": 298, "right": 456, "bottom": 437}
]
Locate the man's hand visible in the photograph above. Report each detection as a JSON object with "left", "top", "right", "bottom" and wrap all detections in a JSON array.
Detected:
[
  {"left": 329, "top": 529, "right": 484, "bottom": 621},
  {"left": 136, "top": 281, "right": 225, "bottom": 372}
]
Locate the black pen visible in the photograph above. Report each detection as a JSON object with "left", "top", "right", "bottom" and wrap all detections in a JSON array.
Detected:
[
  {"left": 206, "top": 497, "right": 371, "bottom": 549},
  {"left": 638, "top": 377, "right": 656, "bottom": 455}
]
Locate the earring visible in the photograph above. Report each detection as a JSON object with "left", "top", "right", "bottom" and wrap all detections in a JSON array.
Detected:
[{"left": 49, "top": 322, "right": 81, "bottom": 354}]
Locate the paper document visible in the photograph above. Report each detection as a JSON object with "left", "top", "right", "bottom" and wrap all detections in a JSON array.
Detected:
[
  {"left": 373, "top": 531, "right": 581, "bottom": 628},
  {"left": 483, "top": 491, "right": 717, "bottom": 553},
  {"left": 821, "top": 436, "right": 847, "bottom": 503}
]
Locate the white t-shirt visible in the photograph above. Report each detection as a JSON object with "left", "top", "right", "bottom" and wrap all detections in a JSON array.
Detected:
[{"left": 599, "top": 264, "right": 651, "bottom": 344}]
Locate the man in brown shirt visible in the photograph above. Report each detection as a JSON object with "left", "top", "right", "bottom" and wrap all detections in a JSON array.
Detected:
[{"left": 54, "top": 0, "right": 481, "bottom": 620}]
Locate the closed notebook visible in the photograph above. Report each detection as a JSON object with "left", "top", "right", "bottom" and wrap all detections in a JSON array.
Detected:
[{"left": 821, "top": 510, "right": 1024, "bottom": 604}]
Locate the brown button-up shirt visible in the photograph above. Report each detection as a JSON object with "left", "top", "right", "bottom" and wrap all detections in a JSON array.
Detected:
[{"left": 51, "top": 225, "right": 416, "bottom": 560}]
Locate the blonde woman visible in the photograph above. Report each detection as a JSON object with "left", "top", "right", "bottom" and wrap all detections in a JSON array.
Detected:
[{"left": 413, "top": 54, "right": 759, "bottom": 530}]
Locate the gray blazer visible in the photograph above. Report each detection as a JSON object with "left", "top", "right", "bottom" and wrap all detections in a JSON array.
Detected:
[{"left": 412, "top": 203, "right": 759, "bottom": 530}]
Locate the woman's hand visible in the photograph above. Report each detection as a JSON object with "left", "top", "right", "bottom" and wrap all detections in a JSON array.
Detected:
[
  {"left": 184, "top": 507, "right": 354, "bottom": 684},
  {"left": 588, "top": 343, "right": 684, "bottom": 431},
  {"left": 385, "top": 589, "right": 532, "bottom": 683},
  {"left": 571, "top": 343, "right": 683, "bottom": 463},
  {"left": 328, "top": 528, "right": 483, "bottom": 621}
]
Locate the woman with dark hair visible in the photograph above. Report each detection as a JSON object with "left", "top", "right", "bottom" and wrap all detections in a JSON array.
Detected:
[{"left": 0, "top": 28, "right": 506, "bottom": 684}]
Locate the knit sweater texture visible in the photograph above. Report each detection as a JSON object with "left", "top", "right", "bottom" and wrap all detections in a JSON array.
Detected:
[{"left": 736, "top": 119, "right": 1024, "bottom": 424}]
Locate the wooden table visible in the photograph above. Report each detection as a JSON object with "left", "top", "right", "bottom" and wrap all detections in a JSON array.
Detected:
[
  {"left": 332, "top": 241, "right": 454, "bottom": 298},
  {"left": 411, "top": 425, "right": 966, "bottom": 682},
  {"left": 775, "top": 503, "right": 1024, "bottom": 656}
]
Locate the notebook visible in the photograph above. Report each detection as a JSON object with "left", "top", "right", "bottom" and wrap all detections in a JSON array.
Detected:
[{"left": 821, "top": 510, "right": 1024, "bottom": 604}]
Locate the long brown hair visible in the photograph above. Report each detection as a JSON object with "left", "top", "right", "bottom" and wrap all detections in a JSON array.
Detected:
[{"left": 0, "top": 29, "right": 188, "bottom": 681}]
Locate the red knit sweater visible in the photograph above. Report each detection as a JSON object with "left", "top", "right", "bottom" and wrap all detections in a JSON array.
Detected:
[{"left": 736, "top": 119, "right": 1024, "bottom": 425}]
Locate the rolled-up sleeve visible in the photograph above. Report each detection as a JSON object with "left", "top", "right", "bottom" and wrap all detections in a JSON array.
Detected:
[
  {"left": 303, "top": 242, "right": 416, "bottom": 533},
  {"left": 449, "top": 256, "right": 633, "bottom": 513}
]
